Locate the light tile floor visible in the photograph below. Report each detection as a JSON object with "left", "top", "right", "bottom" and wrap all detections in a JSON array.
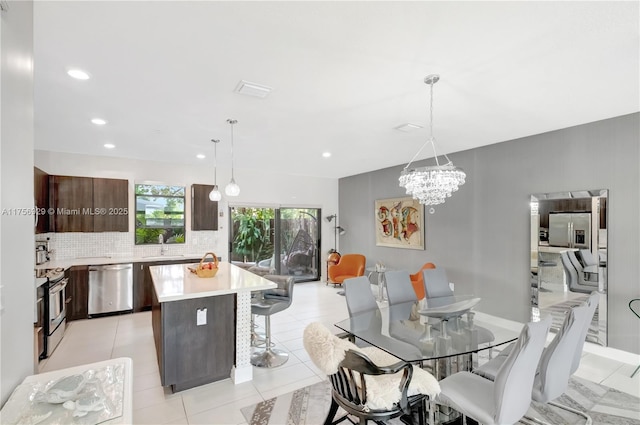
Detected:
[{"left": 38, "top": 281, "right": 640, "bottom": 425}]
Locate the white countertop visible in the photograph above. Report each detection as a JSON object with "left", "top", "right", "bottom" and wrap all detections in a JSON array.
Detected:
[
  {"left": 35, "top": 254, "right": 206, "bottom": 270},
  {"left": 150, "top": 262, "right": 277, "bottom": 303}
]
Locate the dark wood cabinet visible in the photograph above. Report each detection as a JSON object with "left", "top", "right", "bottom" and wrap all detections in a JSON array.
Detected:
[
  {"left": 93, "top": 178, "right": 129, "bottom": 232},
  {"left": 34, "top": 167, "right": 50, "bottom": 234},
  {"left": 191, "top": 184, "right": 218, "bottom": 231},
  {"left": 50, "top": 176, "right": 94, "bottom": 232},
  {"left": 152, "top": 292, "right": 236, "bottom": 392},
  {"left": 66, "top": 265, "right": 89, "bottom": 322},
  {"left": 134, "top": 261, "right": 158, "bottom": 312},
  {"left": 134, "top": 259, "right": 197, "bottom": 312},
  {"left": 50, "top": 175, "right": 129, "bottom": 232}
]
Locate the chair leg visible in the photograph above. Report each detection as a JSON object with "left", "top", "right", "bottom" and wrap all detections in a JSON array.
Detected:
[
  {"left": 324, "top": 399, "right": 340, "bottom": 425},
  {"left": 548, "top": 401, "right": 592, "bottom": 425}
]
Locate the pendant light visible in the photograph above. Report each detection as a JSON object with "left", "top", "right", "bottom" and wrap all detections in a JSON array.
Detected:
[
  {"left": 208, "top": 139, "right": 222, "bottom": 201},
  {"left": 225, "top": 119, "right": 240, "bottom": 197},
  {"left": 399, "top": 74, "right": 466, "bottom": 208}
]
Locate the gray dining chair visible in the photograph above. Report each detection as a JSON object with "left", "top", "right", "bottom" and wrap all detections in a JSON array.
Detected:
[
  {"left": 475, "top": 292, "right": 599, "bottom": 424},
  {"left": 561, "top": 251, "right": 596, "bottom": 294},
  {"left": 344, "top": 276, "right": 379, "bottom": 317},
  {"left": 385, "top": 270, "right": 419, "bottom": 322},
  {"left": 421, "top": 267, "right": 495, "bottom": 348},
  {"left": 568, "top": 251, "right": 599, "bottom": 289},
  {"left": 433, "top": 317, "right": 551, "bottom": 425},
  {"left": 570, "top": 291, "right": 600, "bottom": 375},
  {"left": 422, "top": 267, "right": 453, "bottom": 300},
  {"left": 578, "top": 249, "right": 598, "bottom": 267}
]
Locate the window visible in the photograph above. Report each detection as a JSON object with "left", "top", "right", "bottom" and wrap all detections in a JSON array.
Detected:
[{"left": 135, "top": 184, "right": 185, "bottom": 245}]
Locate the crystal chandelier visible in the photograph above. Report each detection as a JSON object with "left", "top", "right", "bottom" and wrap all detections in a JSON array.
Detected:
[
  {"left": 399, "top": 74, "right": 466, "bottom": 207},
  {"left": 208, "top": 139, "right": 222, "bottom": 201},
  {"left": 224, "top": 119, "right": 240, "bottom": 197}
]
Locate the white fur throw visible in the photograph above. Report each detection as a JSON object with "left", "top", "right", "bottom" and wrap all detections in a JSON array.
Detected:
[{"left": 303, "top": 322, "right": 440, "bottom": 410}]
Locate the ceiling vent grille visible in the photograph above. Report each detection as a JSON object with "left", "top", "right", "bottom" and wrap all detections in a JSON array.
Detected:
[
  {"left": 234, "top": 80, "right": 272, "bottom": 98},
  {"left": 394, "top": 123, "right": 423, "bottom": 132}
]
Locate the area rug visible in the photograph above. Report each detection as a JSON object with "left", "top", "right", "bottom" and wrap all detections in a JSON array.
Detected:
[{"left": 241, "top": 377, "right": 640, "bottom": 425}]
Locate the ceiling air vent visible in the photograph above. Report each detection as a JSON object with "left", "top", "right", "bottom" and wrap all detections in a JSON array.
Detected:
[
  {"left": 234, "top": 80, "right": 272, "bottom": 98},
  {"left": 394, "top": 123, "right": 423, "bottom": 132}
]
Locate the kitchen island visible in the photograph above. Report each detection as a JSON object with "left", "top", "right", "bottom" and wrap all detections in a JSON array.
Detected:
[{"left": 150, "top": 262, "right": 276, "bottom": 392}]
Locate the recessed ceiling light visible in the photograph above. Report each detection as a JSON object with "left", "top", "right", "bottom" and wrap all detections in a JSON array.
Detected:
[
  {"left": 103, "top": 143, "right": 115, "bottom": 149},
  {"left": 67, "top": 69, "right": 90, "bottom": 80},
  {"left": 196, "top": 154, "right": 206, "bottom": 159},
  {"left": 234, "top": 80, "right": 273, "bottom": 98},
  {"left": 394, "top": 123, "right": 423, "bottom": 132},
  {"left": 91, "top": 118, "right": 107, "bottom": 125},
  {"left": 322, "top": 152, "right": 331, "bottom": 158}
]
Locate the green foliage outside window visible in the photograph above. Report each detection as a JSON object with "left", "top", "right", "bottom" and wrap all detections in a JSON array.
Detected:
[
  {"left": 232, "top": 208, "right": 274, "bottom": 262},
  {"left": 135, "top": 184, "right": 185, "bottom": 245}
]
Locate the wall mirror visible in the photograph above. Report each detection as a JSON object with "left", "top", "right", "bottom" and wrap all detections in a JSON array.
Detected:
[{"left": 530, "top": 189, "right": 608, "bottom": 346}]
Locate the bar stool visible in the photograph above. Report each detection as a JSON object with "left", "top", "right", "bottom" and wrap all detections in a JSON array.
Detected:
[
  {"left": 250, "top": 291, "right": 266, "bottom": 347},
  {"left": 250, "top": 275, "right": 295, "bottom": 368}
]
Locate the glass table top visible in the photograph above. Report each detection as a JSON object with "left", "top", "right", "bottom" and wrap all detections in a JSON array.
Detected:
[{"left": 334, "top": 301, "right": 521, "bottom": 363}]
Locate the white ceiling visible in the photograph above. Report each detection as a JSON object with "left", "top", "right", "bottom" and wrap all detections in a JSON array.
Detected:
[{"left": 33, "top": 1, "right": 639, "bottom": 179}]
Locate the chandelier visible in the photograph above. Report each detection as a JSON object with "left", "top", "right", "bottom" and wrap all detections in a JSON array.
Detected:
[{"left": 399, "top": 74, "right": 466, "bottom": 207}]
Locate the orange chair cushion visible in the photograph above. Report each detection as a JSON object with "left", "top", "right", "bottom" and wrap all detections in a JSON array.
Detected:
[
  {"left": 328, "top": 254, "right": 366, "bottom": 285},
  {"left": 409, "top": 262, "right": 436, "bottom": 299}
]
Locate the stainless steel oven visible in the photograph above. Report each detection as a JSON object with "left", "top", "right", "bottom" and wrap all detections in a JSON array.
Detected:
[
  {"left": 44, "top": 270, "right": 68, "bottom": 358},
  {"left": 35, "top": 284, "right": 45, "bottom": 360}
]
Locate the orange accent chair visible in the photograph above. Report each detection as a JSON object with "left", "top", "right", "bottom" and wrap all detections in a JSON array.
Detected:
[
  {"left": 328, "top": 254, "right": 366, "bottom": 286},
  {"left": 409, "top": 262, "right": 436, "bottom": 300}
]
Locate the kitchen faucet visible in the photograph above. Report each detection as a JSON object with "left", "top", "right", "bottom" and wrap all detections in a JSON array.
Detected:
[{"left": 159, "top": 234, "right": 168, "bottom": 255}]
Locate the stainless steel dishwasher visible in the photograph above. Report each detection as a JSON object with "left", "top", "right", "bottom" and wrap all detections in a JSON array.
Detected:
[{"left": 88, "top": 264, "right": 133, "bottom": 315}]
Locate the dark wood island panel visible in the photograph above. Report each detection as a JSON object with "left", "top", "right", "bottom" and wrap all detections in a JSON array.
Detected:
[{"left": 152, "top": 291, "right": 236, "bottom": 392}]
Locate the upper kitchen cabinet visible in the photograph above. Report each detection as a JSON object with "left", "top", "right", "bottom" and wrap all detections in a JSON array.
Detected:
[
  {"left": 34, "top": 167, "right": 50, "bottom": 234},
  {"left": 50, "top": 176, "right": 94, "bottom": 232},
  {"left": 50, "top": 175, "right": 129, "bottom": 232},
  {"left": 191, "top": 184, "right": 218, "bottom": 231},
  {"left": 93, "top": 178, "right": 129, "bottom": 232}
]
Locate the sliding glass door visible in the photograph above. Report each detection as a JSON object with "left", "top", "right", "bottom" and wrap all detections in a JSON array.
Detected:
[
  {"left": 278, "top": 208, "right": 320, "bottom": 282},
  {"left": 229, "top": 206, "right": 320, "bottom": 282}
]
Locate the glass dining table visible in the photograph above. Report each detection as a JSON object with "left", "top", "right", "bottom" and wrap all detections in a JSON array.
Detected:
[{"left": 334, "top": 298, "right": 521, "bottom": 380}]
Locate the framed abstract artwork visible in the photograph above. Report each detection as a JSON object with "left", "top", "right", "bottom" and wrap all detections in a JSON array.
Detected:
[{"left": 375, "top": 197, "right": 425, "bottom": 250}]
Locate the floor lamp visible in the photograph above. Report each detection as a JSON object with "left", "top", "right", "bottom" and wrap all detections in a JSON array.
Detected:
[
  {"left": 325, "top": 214, "right": 346, "bottom": 292},
  {"left": 325, "top": 214, "right": 346, "bottom": 254}
]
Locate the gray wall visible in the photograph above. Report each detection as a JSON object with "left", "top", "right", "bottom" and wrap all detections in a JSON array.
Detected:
[
  {"left": 339, "top": 113, "right": 639, "bottom": 355},
  {"left": 1, "top": 0, "right": 35, "bottom": 405}
]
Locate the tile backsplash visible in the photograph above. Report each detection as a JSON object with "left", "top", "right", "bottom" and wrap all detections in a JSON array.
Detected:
[{"left": 39, "top": 231, "right": 223, "bottom": 260}]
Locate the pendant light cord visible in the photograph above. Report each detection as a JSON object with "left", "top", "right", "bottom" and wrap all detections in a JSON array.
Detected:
[
  {"left": 403, "top": 76, "right": 453, "bottom": 170},
  {"left": 229, "top": 120, "right": 236, "bottom": 180},
  {"left": 214, "top": 140, "right": 218, "bottom": 185}
]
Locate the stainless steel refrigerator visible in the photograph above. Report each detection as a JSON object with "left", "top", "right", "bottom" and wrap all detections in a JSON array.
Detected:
[{"left": 548, "top": 213, "right": 591, "bottom": 249}]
